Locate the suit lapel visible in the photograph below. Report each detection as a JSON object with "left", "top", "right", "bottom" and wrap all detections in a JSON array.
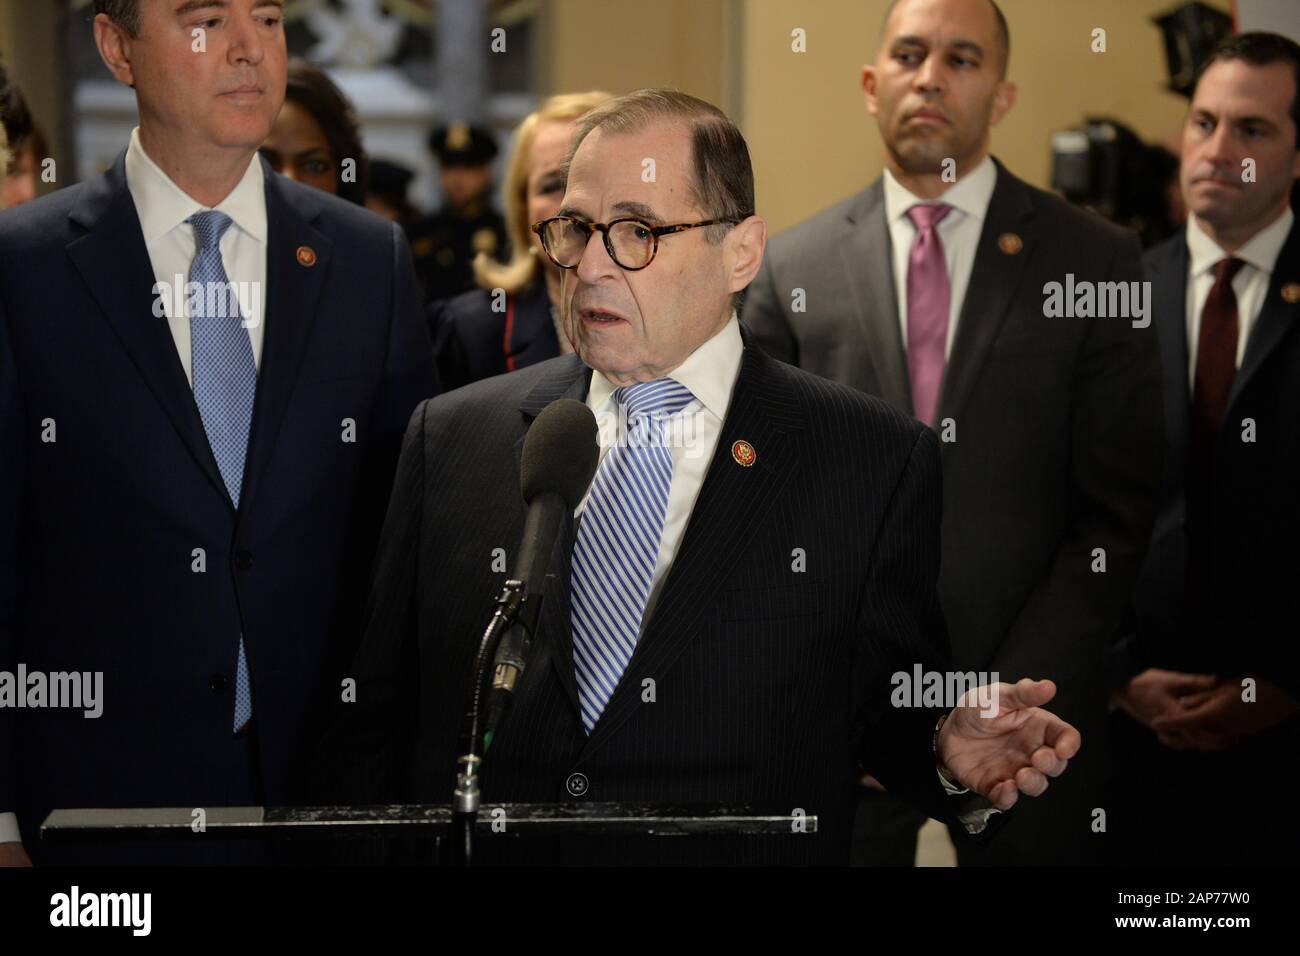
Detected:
[
  {"left": 842, "top": 182, "right": 911, "bottom": 412},
  {"left": 1227, "top": 221, "right": 1300, "bottom": 412},
  {"left": 65, "top": 152, "right": 229, "bottom": 504},
  {"left": 511, "top": 355, "right": 592, "bottom": 718},
  {"left": 937, "top": 159, "right": 1034, "bottom": 433},
  {"left": 579, "top": 344, "right": 806, "bottom": 759},
  {"left": 236, "top": 164, "right": 333, "bottom": 519}
]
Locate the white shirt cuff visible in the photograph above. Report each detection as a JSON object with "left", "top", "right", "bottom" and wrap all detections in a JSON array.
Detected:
[{"left": 0, "top": 812, "right": 21, "bottom": 844}]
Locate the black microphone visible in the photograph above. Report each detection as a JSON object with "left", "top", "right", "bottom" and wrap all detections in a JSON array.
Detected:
[{"left": 485, "top": 398, "right": 598, "bottom": 740}]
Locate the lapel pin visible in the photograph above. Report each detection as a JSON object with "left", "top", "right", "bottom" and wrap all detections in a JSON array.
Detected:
[
  {"left": 997, "top": 232, "right": 1022, "bottom": 255},
  {"left": 296, "top": 245, "right": 317, "bottom": 268},
  {"left": 731, "top": 439, "right": 756, "bottom": 467},
  {"left": 1281, "top": 282, "right": 1300, "bottom": 304}
]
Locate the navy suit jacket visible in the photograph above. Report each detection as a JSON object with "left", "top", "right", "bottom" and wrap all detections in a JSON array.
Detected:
[
  {"left": 1123, "top": 225, "right": 1300, "bottom": 700},
  {"left": 428, "top": 280, "right": 559, "bottom": 391},
  {"left": 0, "top": 153, "right": 437, "bottom": 860}
]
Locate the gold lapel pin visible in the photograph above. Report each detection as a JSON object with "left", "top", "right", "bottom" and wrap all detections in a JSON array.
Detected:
[
  {"left": 1281, "top": 282, "right": 1300, "bottom": 304},
  {"left": 997, "top": 232, "right": 1023, "bottom": 255},
  {"left": 731, "top": 439, "right": 756, "bottom": 467},
  {"left": 297, "top": 245, "right": 317, "bottom": 268}
]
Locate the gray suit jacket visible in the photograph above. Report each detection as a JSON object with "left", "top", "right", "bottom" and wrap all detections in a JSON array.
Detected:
[{"left": 743, "top": 158, "right": 1164, "bottom": 863}]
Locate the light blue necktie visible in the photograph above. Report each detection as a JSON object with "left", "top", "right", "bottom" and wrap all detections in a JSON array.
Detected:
[
  {"left": 570, "top": 379, "right": 695, "bottom": 734},
  {"left": 188, "top": 210, "right": 257, "bottom": 731}
]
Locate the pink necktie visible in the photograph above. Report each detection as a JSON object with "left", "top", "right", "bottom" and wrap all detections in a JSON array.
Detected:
[{"left": 905, "top": 202, "right": 953, "bottom": 426}]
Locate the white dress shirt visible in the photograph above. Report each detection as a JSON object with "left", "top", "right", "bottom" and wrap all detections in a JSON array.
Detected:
[
  {"left": 0, "top": 134, "right": 270, "bottom": 848},
  {"left": 1184, "top": 206, "right": 1294, "bottom": 388},
  {"left": 882, "top": 155, "right": 998, "bottom": 358},
  {"left": 578, "top": 313, "right": 743, "bottom": 630},
  {"left": 125, "top": 126, "right": 268, "bottom": 384}
]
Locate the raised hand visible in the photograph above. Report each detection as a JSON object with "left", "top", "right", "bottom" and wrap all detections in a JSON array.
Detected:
[{"left": 937, "top": 678, "right": 1081, "bottom": 811}]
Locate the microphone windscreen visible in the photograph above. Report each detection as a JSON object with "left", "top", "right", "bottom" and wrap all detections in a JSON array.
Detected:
[{"left": 520, "top": 398, "right": 599, "bottom": 510}]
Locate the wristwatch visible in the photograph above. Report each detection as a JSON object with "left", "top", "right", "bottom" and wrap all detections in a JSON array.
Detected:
[{"left": 933, "top": 712, "right": 969, "bottom": 795}]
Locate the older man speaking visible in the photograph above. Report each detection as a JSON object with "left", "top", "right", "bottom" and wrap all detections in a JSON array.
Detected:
[{"left": 334, "top": 88, "right": 1078, "bottom": 865}]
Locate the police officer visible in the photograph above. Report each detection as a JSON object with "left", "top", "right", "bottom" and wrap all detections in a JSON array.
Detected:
[{"left": 410, "top": 122, "right": 508, "bottom": 305}]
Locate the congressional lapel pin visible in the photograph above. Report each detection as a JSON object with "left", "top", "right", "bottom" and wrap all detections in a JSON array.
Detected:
[
  {"left": 297, "top": 246, "right": 317, "bottom": 268},
  {"left": 732, "top": 440, "right": 756, "bottom": 467},
  {"left": 998, "top": 232, "right": 1023, "bottom": 255},
  {"left": 1281, "top": 282, "right": 1300, "bottom": 304}
]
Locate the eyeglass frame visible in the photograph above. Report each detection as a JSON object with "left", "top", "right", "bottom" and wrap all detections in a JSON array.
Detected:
[{"left": 530, "top": 214, "right": 752, "bottom": 272}]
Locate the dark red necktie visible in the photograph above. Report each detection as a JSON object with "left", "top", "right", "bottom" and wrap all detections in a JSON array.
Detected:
[
  {"left": 1186, "top": 256, "right": 1245, "bottom": 606},
  {"left": 1189, "top": 257, "right": 1245, "bottom": 461}
]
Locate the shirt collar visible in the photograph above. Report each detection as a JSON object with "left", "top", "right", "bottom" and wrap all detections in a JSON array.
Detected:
[
  {"left": 587, "top": 311, "right": 744, "bottom": 420},
  {"left": 124, "top": 126, "right": 267, "bottom": 245},
  {"left": 1186, "top": 206, "right": 1294, "bottom": 279},
  {"left": 883, "top": 153, "right": 997, "bottom": 226}
]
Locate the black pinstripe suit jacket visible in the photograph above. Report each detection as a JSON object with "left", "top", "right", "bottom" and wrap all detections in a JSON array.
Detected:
[{"left": 331, "top": 339, "right": 965, "bottom": 864}]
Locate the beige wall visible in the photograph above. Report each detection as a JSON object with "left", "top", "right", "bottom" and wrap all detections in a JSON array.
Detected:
[
  {"left": 541, "top": 0, "right": 735, "bottom": 108},
  {"left": 540, "top": 0, "right": 1234, "bottom": 235}
]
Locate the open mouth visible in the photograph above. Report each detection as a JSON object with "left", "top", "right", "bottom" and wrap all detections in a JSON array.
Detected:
[{"left": 580, "top": 309, "right": 627, "bottom": 326}]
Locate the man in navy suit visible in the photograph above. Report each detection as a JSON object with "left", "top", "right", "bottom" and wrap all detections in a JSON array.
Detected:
[
  {"left": 0, "top": 0, "right": 436, "bottom": 864},
  {"left": 1110, "top": 33, "right": 1300, "bottom": 866}
]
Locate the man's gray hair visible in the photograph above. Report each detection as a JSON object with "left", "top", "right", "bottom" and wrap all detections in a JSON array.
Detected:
[{"left": 564, "top": 88, "right": 755, "bottom": 245}]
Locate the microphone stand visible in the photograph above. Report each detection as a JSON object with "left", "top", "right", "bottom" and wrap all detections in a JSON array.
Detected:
[{"left": 448, "top": 579, "right": 542, "bottom": 866}]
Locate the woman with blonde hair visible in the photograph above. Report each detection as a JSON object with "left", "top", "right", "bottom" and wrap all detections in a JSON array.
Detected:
[{"left": 429, "top": 90, "right": 612, "bottom": 390}]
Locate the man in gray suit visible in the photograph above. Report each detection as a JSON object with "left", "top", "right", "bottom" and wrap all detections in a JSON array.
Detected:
[{"left": 743, "top": 0, "right": 1163, "bottom": 865}]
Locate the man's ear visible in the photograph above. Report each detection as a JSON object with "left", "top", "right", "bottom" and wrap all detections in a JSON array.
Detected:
[
  {"left": 726, "top": 215, "right": 767, "bottom": 294},
  {"left": 862, "top": 64, "right": 879, "bottom": 118},
  {"left": 989, "top": 81, "right": 1017, "bottom": 127},
  {"left": 93, "top": 13, "right": 136, "bottom": 89}
]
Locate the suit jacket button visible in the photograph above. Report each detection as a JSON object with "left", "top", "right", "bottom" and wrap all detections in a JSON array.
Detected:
[
  {"left": 565, "top": 772, "right": 588, "bottom": 797},
  {"left": 234, "top": 550, "right": 253, "bottom": 570},
  {"left": 209, "top": 674, "right": 229, "bottom": 693}
]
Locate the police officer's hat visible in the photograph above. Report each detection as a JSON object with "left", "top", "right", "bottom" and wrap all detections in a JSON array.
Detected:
[{"left": 428, "top": 122, "right": 498, "bottom": 167}]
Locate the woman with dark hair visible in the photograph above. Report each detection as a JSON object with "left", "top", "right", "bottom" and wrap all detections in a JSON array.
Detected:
[
  {"left": 261, "top": 59, "right": 368, "bottom": 204},
  {"left": 430, "top": 91, "right": 612, "bottom": 391},
  {"left": 0, "top": 57, "right": 35, "bottom": 210}
]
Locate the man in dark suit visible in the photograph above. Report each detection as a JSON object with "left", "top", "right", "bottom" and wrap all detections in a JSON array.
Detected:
[
  {"left": 742, "top": 0, "right": 1163, "bottom": 865},
  {"left": 1110, "top": 32, "right": 1300, "bottom": 867},
  {"left": 332, "top": 87, "right": 1082, "bottom": 866},
  {"left": 0, "top": 0, "right": 436, "bottom": 864}
]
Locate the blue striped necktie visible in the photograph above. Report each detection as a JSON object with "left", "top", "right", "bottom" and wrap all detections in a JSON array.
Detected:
[
  {"left": 187, "top": 210, "right": 257, "bottom": 731},
  {"left": 570, "top": 378, "right": 695, "bottom": 734}
]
